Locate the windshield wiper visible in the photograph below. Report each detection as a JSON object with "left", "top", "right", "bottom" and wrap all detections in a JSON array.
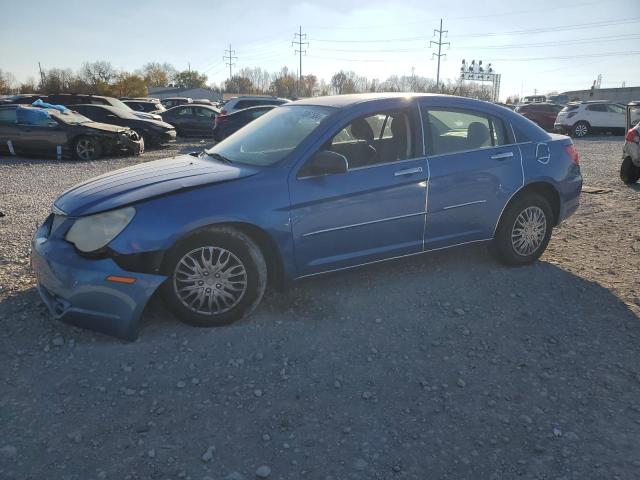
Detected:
[{"left": 207, "top": 152, "right": 233, "bottom": 164}]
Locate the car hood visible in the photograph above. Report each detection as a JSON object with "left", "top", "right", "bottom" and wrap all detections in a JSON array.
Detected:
[
  {"left": 54, "top": 154, "right": 259, "bottom": 216},
  {"left": 81, "top": 121, "right": 131, "bottom": 134}
]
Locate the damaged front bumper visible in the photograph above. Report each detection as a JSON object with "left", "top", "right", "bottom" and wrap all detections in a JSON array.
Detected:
[
  {"left": 119, "top": 131, "right": 144, "bottom": 155},
  {"left": 31, "top": 215, "right": 166, "bottom": 340}
]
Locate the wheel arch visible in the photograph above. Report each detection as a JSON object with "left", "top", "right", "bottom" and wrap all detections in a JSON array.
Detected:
[
  {"left": 494, "top": 182, "right": 561, "bottom": 236},
  {"left": 160, "top": 221, "right": 286, "bottom": 290}
]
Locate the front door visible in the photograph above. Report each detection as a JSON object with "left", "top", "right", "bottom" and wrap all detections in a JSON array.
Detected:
[
  {"left": 289, "top": 106, "right": 428, "bottom": 277},
  {"left": 420, "top": 104, "right": 523, "bottom": 250}
]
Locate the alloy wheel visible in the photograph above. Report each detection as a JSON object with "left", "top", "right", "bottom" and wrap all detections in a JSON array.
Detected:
[
  {"left": 510, "top": 206, "right": 547, "bottom": 256},
  {"left": 574, "top": 123, "right": 588, "bottom": 137},
  {"left": 173, "top": 246, "right": 248, "bottom": 315},
  {"left": 76, "top": 139, "right": 96, "bottom": 160}
]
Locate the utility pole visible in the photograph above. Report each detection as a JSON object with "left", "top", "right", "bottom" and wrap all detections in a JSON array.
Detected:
[
  {"left": 38, "top": 61, "right": 45, "bottom": 88},
  {"left": 223, "top": 44, "right": 238, "bottom": 93},
  {"left": 292, "top": 26, "right": 308, "bottom": 98},
  {"left": 429, "top": 19, "right": 449, "bottom": 91}
]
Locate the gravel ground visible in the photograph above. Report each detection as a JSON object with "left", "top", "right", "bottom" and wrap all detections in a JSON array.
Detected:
[{"left": 1, "top": 136, "right": 639, "bottom": 480}]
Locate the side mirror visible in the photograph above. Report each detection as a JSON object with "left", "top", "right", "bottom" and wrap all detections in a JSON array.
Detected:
[
  {"left": 188, "top": 151, "right": 200, "bottom": 157},
  {"left": 305, "top": 150, "right": 348, "bottom": 177}
]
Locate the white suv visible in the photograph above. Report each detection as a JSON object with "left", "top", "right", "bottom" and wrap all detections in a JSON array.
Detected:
[
  {"left": 555, "top": 101, "right": 626, "bottom": 137},
  {"left": 219, "top": 96, "right": 290, "bottom": 115}
]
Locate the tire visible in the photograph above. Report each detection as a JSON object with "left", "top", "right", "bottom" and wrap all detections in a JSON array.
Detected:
[
  {"left": 74, "top": 136, "right": 103, "bottom": 161},
  {"left": 161, "top": 227, "right": 267, "bottom": 327},
  {"left": 620, "top": 156, "right": 640, "bottom": 184},
  {"left": 571, "top": 121, "right": 589, "bottom": 138},
  {"left": 491, "top": 193, "right": 553, "bottom": 266}
]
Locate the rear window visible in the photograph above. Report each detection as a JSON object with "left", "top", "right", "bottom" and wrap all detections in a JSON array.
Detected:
[{"left": 561, "top": 105, "right": 580, "bottom": 112}]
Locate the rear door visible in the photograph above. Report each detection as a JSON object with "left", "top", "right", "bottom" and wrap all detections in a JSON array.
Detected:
[
  {"left": 420, "top": 103, "right": 523, "bottom": 250},
  {"left": 193, "top": 107, "right": 216, "bottom": 135}
]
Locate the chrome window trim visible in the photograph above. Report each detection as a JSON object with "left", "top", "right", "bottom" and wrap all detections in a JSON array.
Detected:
[
  {"left": 347, "top": 156, "right": 426, "bottom": 172},
  {"left": 296, "top": 237, "right": 493, "bottom": 280},
  {"left": 302, "top": 210, "right": 427, "bottom": 238},
  {"left": 426, "top": 143, "right": 521, "bottom": 159},
  {"left": 442, "top": 199, "right": 487, "bottom": 210}
]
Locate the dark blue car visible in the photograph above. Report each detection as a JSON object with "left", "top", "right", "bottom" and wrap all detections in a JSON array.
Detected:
[{"left": 31, "top": 93, "right": 582, "bottom": 340}]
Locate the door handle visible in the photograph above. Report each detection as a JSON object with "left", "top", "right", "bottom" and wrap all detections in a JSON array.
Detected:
[
  {"left": 394, "top": 167, "right": 423, "bottom": 176},
  {"left": 490, "top": 152, "right": 514, "bottom": 160}
]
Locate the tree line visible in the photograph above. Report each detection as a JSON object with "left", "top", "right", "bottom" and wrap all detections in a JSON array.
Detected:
[{"left": 0, "top": 61, "right": 499, "bottom": 101}]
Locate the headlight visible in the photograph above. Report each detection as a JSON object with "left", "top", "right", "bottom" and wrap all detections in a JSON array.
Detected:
[{"left": 65, "top": 206, "right": 135, "bottom": 253}]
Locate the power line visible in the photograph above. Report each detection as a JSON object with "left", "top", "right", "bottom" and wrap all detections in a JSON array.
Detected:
[
  {"left": 305, "top": 0, "right": 616, "bottom": 30},
  {"left": 223, "top": 44, "right": 238, "bottom": 92},
  {"left": 430, "top": 19, "right": 449, "bottom": 89},
  {"left": 306, "top": 49, "right": 640, "bottom": 64},
  {"left": 310, "top": 17, "right": 640, "bottom": 43},
  {"left": 292, "top": 26, "right": 309, "bottom": 97},
  {"left": 309, "top": 32, "right": 640, "bottom": 54}
]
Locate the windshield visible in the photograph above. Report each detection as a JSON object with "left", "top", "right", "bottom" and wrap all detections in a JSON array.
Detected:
[
  {"left": 205, "top": 105, "right": 333, "bottom": 166},
  {"left": 110, "top": 98, "right": 133, "bottom": 110}
]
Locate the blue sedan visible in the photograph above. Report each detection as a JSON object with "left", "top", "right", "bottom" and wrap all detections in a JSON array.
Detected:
[{"left": 31, "top": 93, "right": 582, "bottom": 340}]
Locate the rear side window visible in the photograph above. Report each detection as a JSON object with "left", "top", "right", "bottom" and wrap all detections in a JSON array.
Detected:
[
  {"left": 0, "top": 109, "right": 17, "bottom": 123},
  {"left": 424, "top": 108, "right": 508, "bottom": 156},
  {"left": 586, "top": 104, "right": 607, "bottom": 112},
  {"left": 235, "top": 100, "right": 258, "bottom": 109}
]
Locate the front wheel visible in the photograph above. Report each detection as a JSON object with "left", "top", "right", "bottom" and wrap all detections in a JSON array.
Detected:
[
  {"left": 74, "top": 136, "right": 103, "bottom": 161},
  {"left": 620, "top": 156, "right": 640, "bottom": 184},
  {"left": 161, "top": 227, "right": 267, "bottom": 327},
  {"left": 491, "top": 194, "right": 553, "bottom": 266}
]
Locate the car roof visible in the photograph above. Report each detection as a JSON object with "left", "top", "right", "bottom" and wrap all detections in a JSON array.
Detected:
[
  {"left": 230, "top": 105, "right": 275, "bottom": 114},
  {"left": 292, "top": 92, "right": 457, "bottom": 108}
]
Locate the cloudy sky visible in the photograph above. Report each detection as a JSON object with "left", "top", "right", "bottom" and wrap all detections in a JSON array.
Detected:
[{"left": 1, "top": 0, "right": 638, "bottom": 99}]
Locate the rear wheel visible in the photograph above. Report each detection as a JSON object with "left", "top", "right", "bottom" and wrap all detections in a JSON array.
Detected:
[
  {"left": 572, "top": 121, "right": 589, "bottom": 138},
  {"left": 74, "top": 136, "right": 103, "bottom": 161},
  {"left": 620, "top": 156, "right": 640, "bottom": 184},
  {"left": 491, "top": 193, "right": 553, "bottom": 266},
  {"left": 162, "top": 227, "right": 267, "bottom": 327}
]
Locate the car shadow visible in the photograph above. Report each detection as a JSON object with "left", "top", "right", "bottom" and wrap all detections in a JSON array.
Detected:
[{"left": 3, "top": 243, "right": 636, "bottom": 346}]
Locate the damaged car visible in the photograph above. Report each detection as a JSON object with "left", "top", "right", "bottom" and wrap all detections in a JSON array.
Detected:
[
  {"left": 32, "top": 93, "right": 582, "bottom": 341},
  {"left": 0, "top": 104, "right": 143, "bottom": 160}
]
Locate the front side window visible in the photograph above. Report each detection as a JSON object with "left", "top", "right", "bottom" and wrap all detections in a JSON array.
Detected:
[
  {"left": 607, "top": 104, "right": 625, "bottom": 114},
  {"left": 424, "top": 108, "right": 507, "bottom": 156},
  {"left": 323, "top": 110, "right": 414, "bottom": 169},
  {"left": 206, "top": 105, "right": 332, "bottom": 166},
  {"left": 176, "top": 107, "right": 194, "bottom": 117},
  {"left": 195, "top": 107, "right": 216, "bottom": 118}
]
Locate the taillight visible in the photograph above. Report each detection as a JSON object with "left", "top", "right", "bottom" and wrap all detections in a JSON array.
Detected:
[
  {"left": 625, "top": 128, "right": 639, "bottom": 143},
  {"left": 565, "top": 144, "right": 579, "bottom": 165},
  {"left": 220, "top": 110, "right": 227, "bottom": 115}
]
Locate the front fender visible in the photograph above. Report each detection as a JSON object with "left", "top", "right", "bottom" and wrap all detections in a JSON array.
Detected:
[{"left": 107, "top": 170, "right": 297, "bottom": 280}]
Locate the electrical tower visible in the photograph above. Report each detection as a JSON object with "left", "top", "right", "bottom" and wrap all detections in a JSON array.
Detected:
[
  {"left": 430, "top": 19, "right": 449, "bottom": 91},
  {"left": 223, "top": 44, "right": 238, "bottom": 92},
  {"left": 292, "top": 26, "right": 309, "bottom": 98}
]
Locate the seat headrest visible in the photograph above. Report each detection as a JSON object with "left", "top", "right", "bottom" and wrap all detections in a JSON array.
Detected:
[
  {"left": 467, "top": 122, "right": 491, "bottom": 149},
  {"left": 351, "top": 118, "right": 374, "bottom": 143}
]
